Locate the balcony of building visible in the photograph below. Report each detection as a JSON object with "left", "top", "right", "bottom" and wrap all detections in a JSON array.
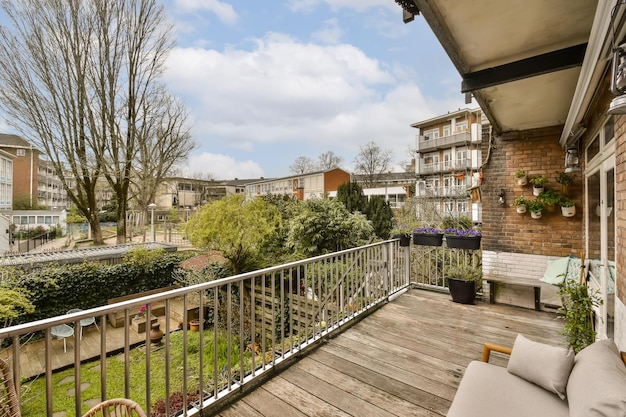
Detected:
[
  {"left": 415, "top": 185, "right": 469, "bottom": 199},
  {"left": 0, "top": 241, "right": 566, "bottom": 416},
  {"left": 417, "top": 131, "right": 473, "bottom": 153},
  {"left": 417, "top": 158, "right": 474, "bottom": 176}
]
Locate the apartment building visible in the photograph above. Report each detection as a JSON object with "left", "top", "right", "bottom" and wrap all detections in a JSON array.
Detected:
[
  {"left": 412, "top": 108, "right": 484, "bottom": 223},
  {"left": 244, "top": 168, "right": 350, "bottom": 201},
  {"left": 0, "top": 133, "right": 39, "bottom": 208},
  {"left": 155, "top": 177, "right": 256, "bottom": 210},
  {"left": 37, "top": 160, "right": 71, "bottom": 210},
  {"left": 0, "top": 150, "right": 13, "bottom": 211},
  {"left": 351, "top": 172, "right": 415, "bottom": 209}
]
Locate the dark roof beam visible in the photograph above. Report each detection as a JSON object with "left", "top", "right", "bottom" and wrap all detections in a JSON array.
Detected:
[{"left": 461, "top": 43, "right": 588, "bottom": 93}]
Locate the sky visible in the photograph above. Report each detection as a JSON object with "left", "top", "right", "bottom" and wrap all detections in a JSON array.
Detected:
[{"left": 160, "top": 0, "right": 468, "bottom": 179}]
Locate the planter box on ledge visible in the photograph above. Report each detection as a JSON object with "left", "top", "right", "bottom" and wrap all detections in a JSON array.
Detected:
[{"left": 412, "top": 232, "right": 444, "bottom": 246}]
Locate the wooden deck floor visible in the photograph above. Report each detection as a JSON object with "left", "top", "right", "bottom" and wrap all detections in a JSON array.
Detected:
[{"left": 217, "top": 289, "right": 565, "bottom": 417}]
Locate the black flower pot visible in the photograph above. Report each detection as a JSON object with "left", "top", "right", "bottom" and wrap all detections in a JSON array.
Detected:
[
  {"left": 446, "top": 235, "right": 481, "bottom": 250},
  {"left": 393, "top": 234, "right": 411, "bottom": 247},
  {"left": 412, "top": 232, "right": 444, "bottom": 246},
  {"left": 447, "top": 278, "right": 476, "bottom": 304}
]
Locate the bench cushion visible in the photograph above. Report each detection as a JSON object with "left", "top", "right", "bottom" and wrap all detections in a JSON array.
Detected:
[
  {"left": 567, "top": 339, "right": 626, "bottom": 417},
  {"left": 507, "top": 334, "right": 574, "bottom": 399},
  {"left": 447, "top": 361, "right": 568, "bottom": 417}
]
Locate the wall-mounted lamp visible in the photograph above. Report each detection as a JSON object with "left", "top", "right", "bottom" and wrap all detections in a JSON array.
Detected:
[
  {"left": 565, "top": 147, "right": 581, "bottom": 173},
  {"left": 498, "top": 189, "right": 505, "bottom": 205},
  {"left": 609, "top": 2, "right": 626, "bottom": 114}
]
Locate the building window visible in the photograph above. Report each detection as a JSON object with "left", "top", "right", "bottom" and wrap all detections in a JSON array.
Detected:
[
  {"left": 443, "top": 125, "right": 451, "bottom": 137},
  {"left": 423, "top": 128, "right": 439, "bottom": 140},
  {"left": 16, "top": 149, "right": 25, "bottom": 156},
  {"left": 456, "top": 121, "right": 468, "bottom": 132}
]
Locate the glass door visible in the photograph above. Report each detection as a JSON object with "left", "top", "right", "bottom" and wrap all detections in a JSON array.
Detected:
[{"left": 586, "top": 156, "right": 615, "bottom": 339}]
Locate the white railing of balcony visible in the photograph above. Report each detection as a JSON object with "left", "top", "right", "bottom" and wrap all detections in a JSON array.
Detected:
[
  {"left": 0, "top": 240, "right": 409, "bottom": 416},
  {"left": 418, "top": 158, "right": 472, "bottom": 175},
  {"left": 415, "top": 185, "right": 468, "bottom": 198},
  {"left": 410, "top": 244, "right": 481, "bottom": 292},
  {"left": 417, "top": 131, "right": 472, "bottom": 151}
]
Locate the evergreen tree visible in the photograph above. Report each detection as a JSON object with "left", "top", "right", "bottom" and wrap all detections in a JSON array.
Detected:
[
  {"left": 336, "top": 181, "right": 368, "bottom": 213},
  {"left": 366, "top": 196, "right": 393, "bottom": 239}
]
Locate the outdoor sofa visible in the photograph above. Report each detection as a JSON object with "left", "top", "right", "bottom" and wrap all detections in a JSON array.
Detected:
[{"left": 447, "top": 335, "right": 626, "bottom": 417}]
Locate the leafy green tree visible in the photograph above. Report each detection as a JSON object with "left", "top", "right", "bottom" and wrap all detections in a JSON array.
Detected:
[
  {"left": 336, "top": 181, "right": 368, "bottom": 213},
  {"left": 185, "top": 195, "right": 281, "bottom": 274},
  {"left": 366, "top": 196, "right": 393, "bottom": 239},
  {"left": 286, "top": 198, "right": 374, "bottom": 257}
]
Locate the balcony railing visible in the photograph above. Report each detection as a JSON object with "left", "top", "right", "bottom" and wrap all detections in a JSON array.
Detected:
[
  {"left": 415, "top": 185, "right": 468, "bottom": 198},
  {"left": 417, "top": 131, "right": 472, "bottom": 152},
  {"left": 0, "top": 240, "right": 410, "bottom": 416},
  {"left": 418, "top": 158, "right": 474, "bottom": 175}
]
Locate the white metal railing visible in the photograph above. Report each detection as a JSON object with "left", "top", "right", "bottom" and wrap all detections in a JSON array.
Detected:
[
  {"left": 410, "top": 244, "right": 481, "bottom": 292},
  {"left": 0, "top": 240, "right": 409, "bottom": 416},
  {"left": 418, "top": 158, "right": 473, "bottom": 175}
]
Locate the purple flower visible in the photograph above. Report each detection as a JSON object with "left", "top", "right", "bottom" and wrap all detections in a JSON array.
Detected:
[
  {"left": 414, "top": 227, "right": 442, "bottom": 234},
  {"left": 444, "top": 228, "right": 482, "bottom": 237}
]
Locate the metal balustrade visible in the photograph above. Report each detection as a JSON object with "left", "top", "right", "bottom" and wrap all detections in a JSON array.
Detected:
[{"left": 0, "top": 240, "right": 409, "bottom": 416}]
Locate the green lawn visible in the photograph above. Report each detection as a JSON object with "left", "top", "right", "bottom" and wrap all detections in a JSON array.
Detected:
[{"left": 19, "top": 330, "right": 251, "bottom": 416}]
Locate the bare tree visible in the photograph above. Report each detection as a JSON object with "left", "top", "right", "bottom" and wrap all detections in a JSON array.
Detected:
[
  {"left": 353, "top": 141, "right": 393, "bottom": 187},
  {"left": 289, "top": 156, "right": 317, "bottom": 174},
  {"left": 318, "top": 151, "right": 344, "bottom": 171},
  {"left": 131, "top": 88, "right": 195, "bottom": 235},
  {"left": 0, "top": 0, "right": 184, "bottom": 244}
]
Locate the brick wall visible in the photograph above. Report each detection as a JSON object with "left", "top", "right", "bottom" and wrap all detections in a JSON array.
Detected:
[
  {"left": 6, "top": 147, "right": 38, "bottom": 204},
  {"left": 481, "top": 132, "right": 584, "bottom": 258}
]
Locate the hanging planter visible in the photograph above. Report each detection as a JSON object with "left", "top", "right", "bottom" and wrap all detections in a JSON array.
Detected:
[
  {"left": 515, "top": 169, "right": 527, "bottom": 186},
  {"left": 529, "top": 175, "right": 547, "bottom": 196},
  {"left": 444, "top": 228, "right": 482, "bottom": 250},
  {"left": 528, "top": 200, "right": 544, "bottom": 219},
  {"left": 513, "top": 196, "right": 527, "bottom": 214},
  {"left": 561, "top": 198, "right": 576, "bottom": 217},
  {"left": 412, "top": 228, "right": 444, "bottom": 246},
  {"left": 393, "top": 234, "right": 411, "bottom": 247}
]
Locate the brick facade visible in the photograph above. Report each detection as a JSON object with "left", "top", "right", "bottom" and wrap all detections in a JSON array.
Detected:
[{"left": 480, "top": 131, "right": 584, "bottom": 258}]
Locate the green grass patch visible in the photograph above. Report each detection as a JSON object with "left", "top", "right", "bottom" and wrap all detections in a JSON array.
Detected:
[{"left": 19, "top": 329, "right": 253, "bottom": 416}]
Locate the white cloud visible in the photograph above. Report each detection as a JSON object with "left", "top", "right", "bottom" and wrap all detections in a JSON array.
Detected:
[
  {"left": 185, "top": 153, "right": 264, "bottom": 179},
  {"left": 312, "top": 18, "right": 344, "bottom": 44},
  {"left": 287, "top": 0, "right": 396, "bottom": 13},
  {"left": 173, "top": 0, "right": 238, "bottom": 25},
  {"left": 163, "top": 32, "right": 465, "bottom": 176}
]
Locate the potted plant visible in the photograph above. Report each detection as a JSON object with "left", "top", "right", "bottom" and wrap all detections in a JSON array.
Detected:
[
  {"left": 444, "top": 228, "right": 482, "bottom": 250},
  {"left": 515, "top": 169, "right": 528, "bottom": 186},
  {"left": 538, "top": 189, "right": 561, "bottom": 212},
  {"left": 529, "top": 175, "right": 548, "bottom": 196},
  {"left": 444, "top": 263, "right": 482, "bottom": 304},
  {"left": 513, "top": 196, "right": 527, "bottom": 214},
  {"left": 560, "top": 197, "right": 576, "bottom": 217},
  {"left": 527, "top": 199, "right": 544, "bottom": 219},
  {"left": 412, "top": 226, "right": 444, "bottom": 246},
  {"left": 391, "top": 225, "right": 412, "bottom": 247},
  {"left": 555, "top": 171, "right": 576, "bottom": 195}
]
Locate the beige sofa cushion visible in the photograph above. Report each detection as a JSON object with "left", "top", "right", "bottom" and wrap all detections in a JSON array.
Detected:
[
  {"left": 567, "top": 339, "right": 626, "bottom": 417},
  {"left": 507, "top": 334, "right": 574, "bottom": 399},
  {"left": 447, "top": 361, "right": 569, "bottom": 417}
]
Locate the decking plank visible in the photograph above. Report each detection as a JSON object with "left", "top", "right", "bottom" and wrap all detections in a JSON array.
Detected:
[{"left": 217, "top": 289, "right": 565, "bottom": 417}]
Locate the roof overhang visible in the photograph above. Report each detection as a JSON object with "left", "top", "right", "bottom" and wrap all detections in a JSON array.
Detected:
[{"left": 405, "top": 0, "right": 613, "bottom": 145}]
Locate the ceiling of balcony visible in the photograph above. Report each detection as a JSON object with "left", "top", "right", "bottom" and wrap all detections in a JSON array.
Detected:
[{"left": 409, "top": 0, "right": 600, "bottom": 140}]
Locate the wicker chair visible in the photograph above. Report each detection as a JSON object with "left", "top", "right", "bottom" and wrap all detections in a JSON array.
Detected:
[
  {"left": 0, "top": 357, "right": 20, "bottom": 417},
  {"left": 82, "top": 398, "right": 147, "bottom": 417}
]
